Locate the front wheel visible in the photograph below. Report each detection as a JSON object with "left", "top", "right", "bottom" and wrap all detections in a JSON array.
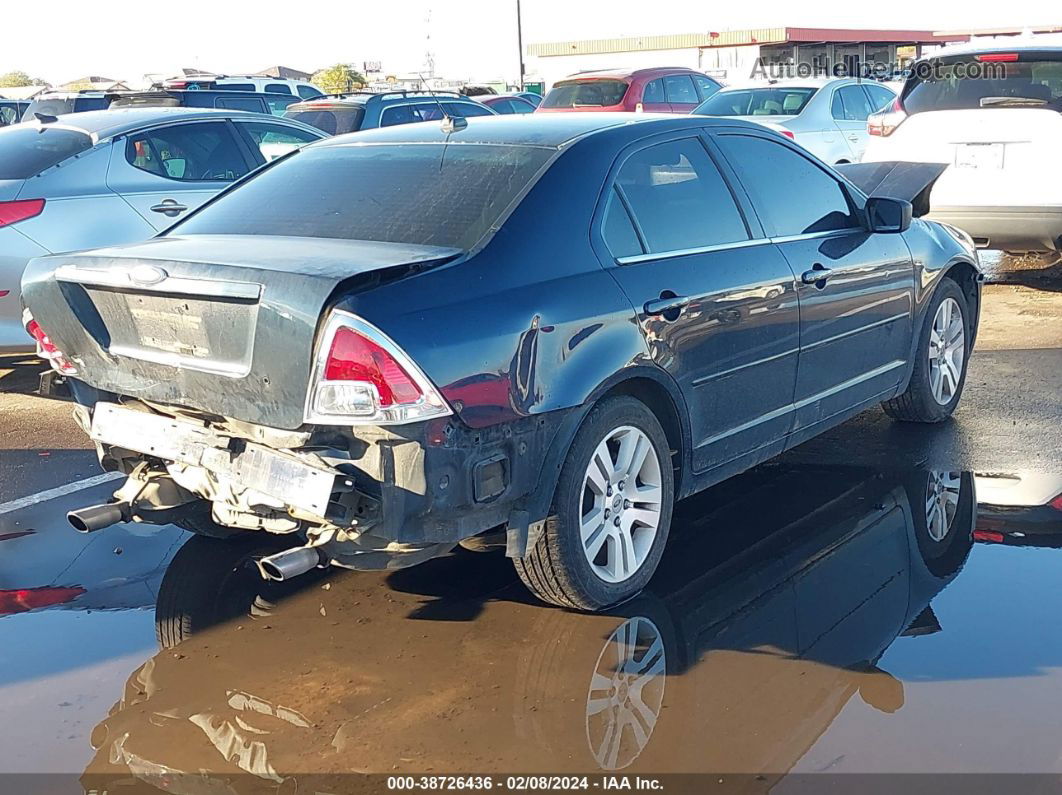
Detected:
[
  {"left": 883, "top": 278, "right": 970, "bottom": 423},
  {"left": 514, "top": 396, "right": 674, "bottom": 611}
]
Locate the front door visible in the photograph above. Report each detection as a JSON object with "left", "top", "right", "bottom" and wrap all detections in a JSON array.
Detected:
[
  {"left": 714, "top": 131, "right": 914, "bottom": 432},
  {"left": 107, "top": 120, "right": 252, "bottom": 232},
  {"left": 595, "top": 134, "right": 800, "bottom": 473}
]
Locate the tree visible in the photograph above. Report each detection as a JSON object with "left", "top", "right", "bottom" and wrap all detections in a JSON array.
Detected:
[
  {"left": 311, "top": 64, "right": 366, "bottom": 95},
  {"left": 0, "top": 71, "right": 46, "bottom": 88}
]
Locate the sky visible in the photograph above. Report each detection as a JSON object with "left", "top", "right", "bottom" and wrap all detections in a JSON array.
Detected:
[{"left": 2, "top": 0, "right": 1058, "bottom": 86}]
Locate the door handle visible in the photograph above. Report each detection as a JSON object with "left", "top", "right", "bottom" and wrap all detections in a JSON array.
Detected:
[
  {"left": 847, "top": 134, "right": 860, "bottom": 142},
  {"left": 801, "top": 265, "right": 834, "bottom": 286},
  {"left": 150, "top": 200, "right": 189, "bottom": 216},
  {"left": 644, "top": 294, "right": 690, "bottom": 317}
]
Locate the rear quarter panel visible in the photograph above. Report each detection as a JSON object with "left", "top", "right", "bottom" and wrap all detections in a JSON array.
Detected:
[{"left": 335, "top": 132, "right": 655, "bottom": 430}]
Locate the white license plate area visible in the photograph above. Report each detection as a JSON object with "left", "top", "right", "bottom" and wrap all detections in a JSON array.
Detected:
[
  {"left": 90, "top": 403, "right": 336, "bottom": 517},
  {"left": 955, "top": 143, "right": 1004, "bottom": 170}
]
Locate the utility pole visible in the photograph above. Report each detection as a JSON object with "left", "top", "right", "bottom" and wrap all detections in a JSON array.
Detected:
[{"left": 516, "top": 0, "right": 525, "bottom": 90}]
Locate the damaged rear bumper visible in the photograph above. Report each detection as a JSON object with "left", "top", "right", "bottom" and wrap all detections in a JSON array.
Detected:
[{"left": 83, "top": 400, "right": 570, "bottom": 566}]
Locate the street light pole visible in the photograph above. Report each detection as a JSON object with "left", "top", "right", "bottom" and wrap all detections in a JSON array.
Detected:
[{"left": 516, "top": 0, "right": 525, "bottom": 90}]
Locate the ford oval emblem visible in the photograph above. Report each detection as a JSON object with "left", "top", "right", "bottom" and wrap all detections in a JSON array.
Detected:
[{"left": 130, "top": 265, "right": 168, "bottom": 286}]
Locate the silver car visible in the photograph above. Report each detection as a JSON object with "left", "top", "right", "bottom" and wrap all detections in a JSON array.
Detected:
[
  {"left": 692, "top": 78, "right": 896, "bottom": 165},
  {"left": 0, "top": 107, "right": 325, "bottom": 351}
]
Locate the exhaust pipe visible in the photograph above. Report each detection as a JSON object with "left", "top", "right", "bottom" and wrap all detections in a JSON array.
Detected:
[
  {"left": 68, "top": 502, "right": 131, "bottom": 534},
  {"left": 257, "top": 546, "right": 325, "bottom": 582}
]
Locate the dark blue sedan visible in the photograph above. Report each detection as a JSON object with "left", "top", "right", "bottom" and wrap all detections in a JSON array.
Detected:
[{"left": 23, "top": 113, "right": 981, "bottom": 610}]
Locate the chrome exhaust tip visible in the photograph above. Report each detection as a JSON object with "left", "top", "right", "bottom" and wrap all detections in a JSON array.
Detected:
[
  {"left": 257, "top": 546, "right": 324, "bottom": 582},
  {"left": 67, "top": 502, "right": 130, "bottom": 534}
]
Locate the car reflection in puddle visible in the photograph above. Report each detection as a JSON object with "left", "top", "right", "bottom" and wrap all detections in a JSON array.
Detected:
[{"left": 79, "top": 463, "right": 1061, "bottom": 790}]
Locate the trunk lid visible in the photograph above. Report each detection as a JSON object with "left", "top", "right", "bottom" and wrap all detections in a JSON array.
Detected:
[{"left": 22, "top": 235, "right": 461, "bottom": 429}]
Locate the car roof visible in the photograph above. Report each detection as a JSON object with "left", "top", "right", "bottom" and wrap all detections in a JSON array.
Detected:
[
  {"left": 30, "top": 107, "right": 267, "bottom": 140},
  {"left": 555, "top": 67, "right": 696, "bottom": 82},
  {"left": 314, "top": 112, "right": 761, "bottom": 149},
  {"left": 288, "top": 93, "right": 481, "bottom": 110}
]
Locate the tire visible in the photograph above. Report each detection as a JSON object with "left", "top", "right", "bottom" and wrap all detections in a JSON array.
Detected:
[
  {"left": 883, "top": 278, "right": 970, "bottom": 423},
  {"left": 514, "top": 396, "right": 674, "bottom": 611},
  {"left": 904, "top": 470, "right": 975, "bottom": 579},
  {"left": 155, "top": 534, "right": 304, "bottom": 648}
]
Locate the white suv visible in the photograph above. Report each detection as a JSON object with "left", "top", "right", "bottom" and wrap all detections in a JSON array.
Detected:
[
  {"left": 863, "top": 35, "right": 1062, "bottom": 254},
  {"left": 164, "top": 75, "right": 324, "bottom": 101}
]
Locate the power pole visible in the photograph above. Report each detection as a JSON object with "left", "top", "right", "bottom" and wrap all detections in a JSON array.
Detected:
[{"left": 516, "top": 0, "right": 525, "bottom": 90}]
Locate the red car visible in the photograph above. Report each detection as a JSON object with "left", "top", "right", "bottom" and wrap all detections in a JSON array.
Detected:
[{"left": 536, "top": 67, "right": 722, "bottom": 114}]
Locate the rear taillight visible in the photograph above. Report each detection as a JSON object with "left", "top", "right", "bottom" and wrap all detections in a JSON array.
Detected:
[
  {"left": 0, "top": 198, "right": 45, "bottom": 228},
  {"left": 868, "top": 97, "right": 907, "bottom": 137},
  {"left": 1049, "top": 493, "right": 1062, "bottom": 512},
  {"left": 778, "top": 129, "right": 795, "bottom": 140},
  {"left": 23, "top": 308, "right": 77, "bottom": 375},
  {"left": 305, "top": 311, "right": 451, "bottom": 425}
]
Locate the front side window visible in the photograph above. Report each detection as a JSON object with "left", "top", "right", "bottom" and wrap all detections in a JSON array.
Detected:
[
  {"left": 297, "top": 84, "right": 322, "bottom": 100},
  {"left": 173, "top": 143, "right": 555, "bottom": 250},
  {"left": 447, "top": 102, "right": 494, "bottom": 118},
  {"left": 238, "top": 121, "right": 321, "bottom": 161},
  {"left": 613, "top": 138, "right": 748, "bottom": 254},
  {"left": 125, "top": 122, "right": 248, "bottom": 182},
  {"left": 717, "top": 134, "right": 858, "bottom": 236},
  {"left": 664, "top": 75, "right": 698, "bottom": 105}
]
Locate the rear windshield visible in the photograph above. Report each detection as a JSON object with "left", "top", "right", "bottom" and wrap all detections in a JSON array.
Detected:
[
  {"left": 23, "top": 97, "right": 108, "bottom": 119},
  {"left": 0, "top": 126, "right": 94, "bottom": 179},
  {"left": 541, "top": 79, "right": 629, "bottom": 108},
  {"left": 904, "top": 52, "right": 1062, "bottom": 113},
  {"left": 172, "top": 143, "right": 555, "bottom": 250},
  {"left": 285, "top": 107, "right": 365, "bottom": 135},
  {"left": 695, "top": 87, "right": 817, "bottom": 117}
]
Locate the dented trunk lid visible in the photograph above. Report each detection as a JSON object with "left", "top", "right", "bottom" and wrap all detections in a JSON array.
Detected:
[{"left": 21, "top": 234, "right": 461, "bottom": 429}]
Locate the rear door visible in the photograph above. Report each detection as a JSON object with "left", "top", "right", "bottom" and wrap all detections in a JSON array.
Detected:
[
  {"left": 595, "top": 133, "right": 800, "bottom": 473},
  {"left": 830, "top": 84, "right": 877, "bottom": 160},
  {"left": 715, "top": 130, "right": 914, "bottom": 433},
  {"left": 664, "top": 74, "right": 700, "bottom": 113},
  {"left": 106, "top": 120, "right": 255, "bottom": 232}
]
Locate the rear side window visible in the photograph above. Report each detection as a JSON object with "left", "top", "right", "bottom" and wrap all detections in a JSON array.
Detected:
[
  {"left": 696, "top": 87, "right": 817, "bottom": 117},
  {"left": 664, "top": 75, "right": 698, "bottom": 105},
  {"left": 297, "top": 85, "right": 322, "bottom": 99},
  {"left": 0, "top": 126, "right": 93, "bottom": 179},
  {"left": 218, "top": 83, "right": 256, "bottom": 91},
  {"left": 903, "top": 53, "right": 1062, "bottom": 113},
  {"left": 717, "top": 134, "right": 857, "bottom": 236},
  {"left": 266, "top": 96, "right": 299, "bottom": 116},
  {"left": 173, "top": 143, "right": 555, "bottom": 250},
  {"left": 264, "top": 83, "right": 291, "bottom": 94},
  {"left": 541, "top": 80, "right": 628, "bottom": 108},
  {"left": 831, "top": 85, "right": 875, "bottom": 121},
  {"left": 642, "top": 79, "right": 665, "bottom": 104},
  {"left": 125, "top": 122, "right": 249, "bottom": 182},
  {"left": 613, "top": 138, "right": 748, "bottom": 253},
  {"left": 447, "top": 102, "right": 493, "bottom": 118},
  {"left": 601, "top": 188, "right": 643, "bottom": 258}
]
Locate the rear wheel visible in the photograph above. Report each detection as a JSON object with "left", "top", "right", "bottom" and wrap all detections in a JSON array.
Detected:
[
  {"left": 883, "top": 279, "right": 969, "bottom": 423},
  {"left": 514, "top": 396, "right": 674, "bottom": 611}
]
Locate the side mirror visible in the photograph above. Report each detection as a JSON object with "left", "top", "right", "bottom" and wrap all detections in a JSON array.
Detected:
[{"left": 866, "top": 196, "right": 913, "bottom": 233}]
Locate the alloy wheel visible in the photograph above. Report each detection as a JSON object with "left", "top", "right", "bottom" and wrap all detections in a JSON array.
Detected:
[
  {"left": 926, "top": 471, "right": 961, "bottom": 542},
  {"left": 928, "top": 297, "right": 965, "bottom": 406},
  {"left": 580, "top": 426, "right": 663, "bottom": 584},
  {"left": 585, "top": 616, "right": 666, "bottom": 770}
]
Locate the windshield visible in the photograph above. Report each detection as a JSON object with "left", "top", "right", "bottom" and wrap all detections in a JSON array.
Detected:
[
  {"left": 903, "top": 52, "right": 1062, "bottom": 113},
  {"left": 541, "top": 80, "right": 629, "bottom": 108},
  {"left": 0, "top": 126, "right": 94, "bottom": 179},
  {"left": 694, "top": 87, "right": 818, "bottom": 117},
  {"left": 172, "top": 143, "right": 556, "bottom": 250}
]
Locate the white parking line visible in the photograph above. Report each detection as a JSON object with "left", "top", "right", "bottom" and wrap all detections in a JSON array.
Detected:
[{"left": 0, "top": 472, "right": 124, "bottom": 516}]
